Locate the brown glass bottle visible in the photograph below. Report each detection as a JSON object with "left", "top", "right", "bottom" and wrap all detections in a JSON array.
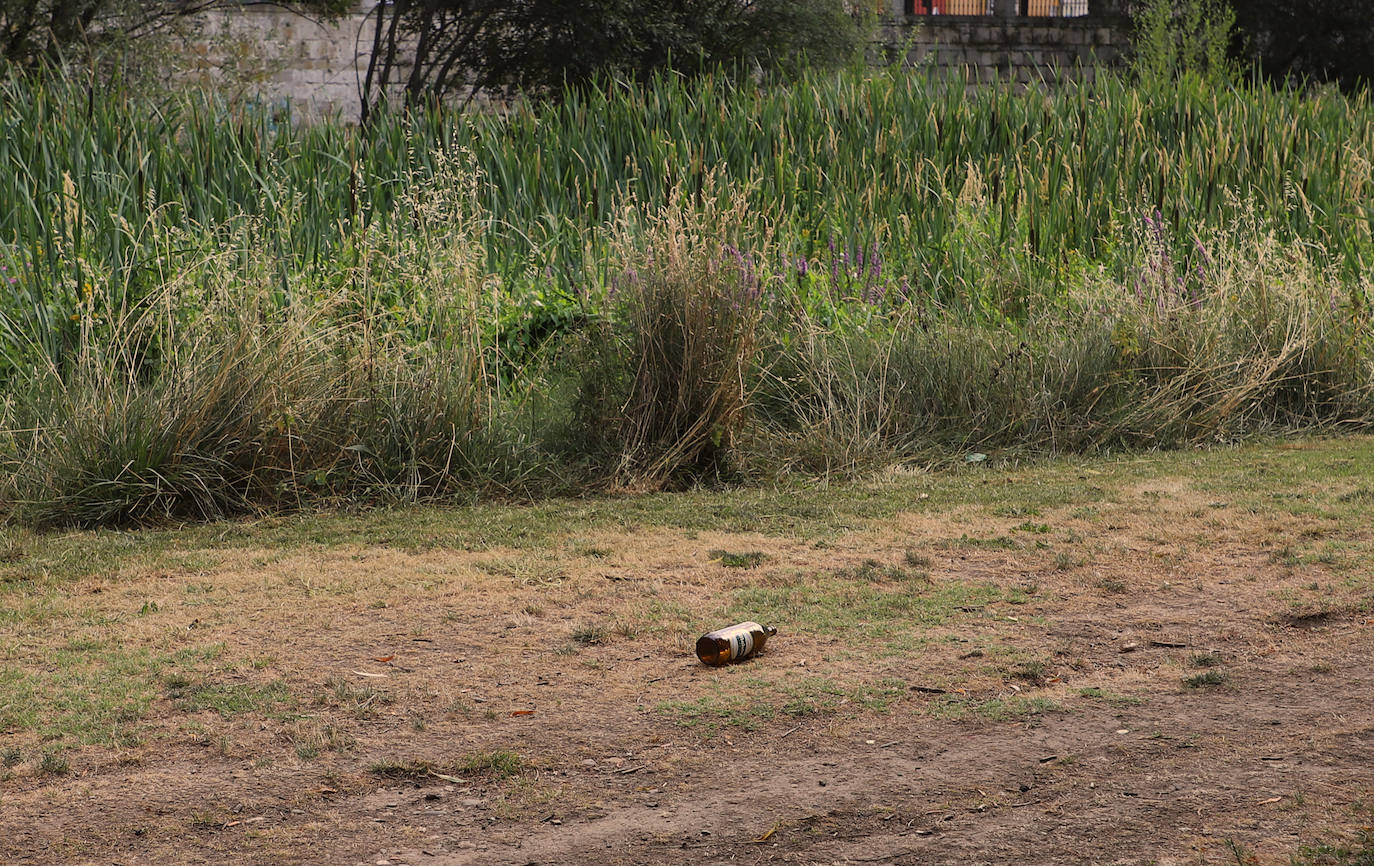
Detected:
[{"left": 695, "top": 621, "right": 777, "bottom": 666}]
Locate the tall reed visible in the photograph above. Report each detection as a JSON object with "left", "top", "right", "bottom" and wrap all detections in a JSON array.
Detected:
[{"left": 3, "top": 65, "right": 1371, "bottom": 380}]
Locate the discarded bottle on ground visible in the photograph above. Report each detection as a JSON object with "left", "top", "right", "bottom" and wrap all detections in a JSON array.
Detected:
[{"left": 695, "top": 621, "right": 777, "bottom": 666}]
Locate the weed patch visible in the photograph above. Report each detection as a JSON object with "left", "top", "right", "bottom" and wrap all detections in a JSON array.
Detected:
[
  {"left": 317, "top": 677, "right": 392, "bottom": 719},
  {"left": 1183, "top": 670, "right": 1229, "bottom": 689},
  {"left": 176, "top": 681, "right": 291, "bottom": 717},
  {"left": 459, "top": 750, "right": 524, "bottom": 779},
  {"left": 930, "top": 695, "right": 1063, "bottom": 722},
  {"left": 710, "top": 550, "right": 768, "bottom": 569},
  {"left": 1292, "top": 829, "right": 1374, "bottom": 866},
  {"left": 0, "top": 644, "right": 225, "bottom": 747},
  {"left": 571, "top": 624, "right": 610, "bottom": 646},
  {"left": 370, "top": 750, "right": 523, "bottom": 782}
]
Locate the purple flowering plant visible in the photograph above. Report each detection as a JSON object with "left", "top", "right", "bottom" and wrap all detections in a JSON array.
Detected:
[{"left": 1134, "top": 210, "right": 1211, "bottom": 315}]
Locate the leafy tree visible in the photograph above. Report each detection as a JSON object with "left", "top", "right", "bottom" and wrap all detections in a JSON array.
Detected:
[
  {"left": 357, "top": 0, "right": 873, "bottom": 124},
  {"left": 1128, "top": 0, "right": 1238, "bottom": 86},
  {"left": 1228, "top": 0, "right": 1374, "bottom": 91},
  {"left": 0, "top": 1, "right": 349, "bottom": 68},
  {"left": 487, "top": 0, "right": 871, "bottom": 93}
]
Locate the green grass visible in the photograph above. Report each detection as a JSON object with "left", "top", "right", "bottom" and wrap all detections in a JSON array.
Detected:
[
  {"left": 929, "top": 695, "right": 1063, "bottom": 722},
  {"left": 2, "top": 436, "right": 1372, "bottom": 580},
  {"left": 458, "top": 750, "right": 524, "bottom": 779},
  {"left": 655, "top": 672, "right": 868, "bottom": 733},
  {"left": 710, "top": 550, "right": 768, "bottom": 569},
  {"left": 174, "top": 680, "right": 291, "bottom": 717},
  {"left": 730, "top": 571, "right": 1003, "bottom": 644},
  {"left": 1293, "top": 830, "right": 1374, "bottom": 866},
  {"left": 0, "top": 642, "right": 230, "bottom": 747}
]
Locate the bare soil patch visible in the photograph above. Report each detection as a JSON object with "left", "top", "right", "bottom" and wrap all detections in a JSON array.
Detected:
[{"left": 3, "top": 440, "right": 1373, "bottom": 865}]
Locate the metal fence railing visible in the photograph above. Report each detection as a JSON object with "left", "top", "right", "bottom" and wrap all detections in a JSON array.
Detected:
[{"left": 907, "top": 0, "right": 1090, "bottom": 15}]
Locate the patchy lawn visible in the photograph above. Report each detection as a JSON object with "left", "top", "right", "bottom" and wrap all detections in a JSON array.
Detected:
[{"left": 3, "top": 437, "right": 1374, "bottom": 865}]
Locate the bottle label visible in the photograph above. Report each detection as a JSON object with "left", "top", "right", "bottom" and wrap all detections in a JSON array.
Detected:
[
  {"left": 711, "top": 622, "right": 760, "bottom": 661},
  {"left": 731, "top": 629, "right": 754, "bottom": 660}
]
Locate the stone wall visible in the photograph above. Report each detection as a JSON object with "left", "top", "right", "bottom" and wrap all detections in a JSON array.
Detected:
[
  {"left": 877, "top": 15, "right": 1126, "bottom": 85},
  {"left": 187, "top": 4, "right": 376, "bottom": 120}
]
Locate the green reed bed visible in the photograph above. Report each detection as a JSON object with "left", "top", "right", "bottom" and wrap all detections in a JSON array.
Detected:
[
  {"left": 0, "top": 65, "right": 1371, "bottom": 526},
  {"left": 3, "top": 66, "right": 1372, "bottom": 340}
]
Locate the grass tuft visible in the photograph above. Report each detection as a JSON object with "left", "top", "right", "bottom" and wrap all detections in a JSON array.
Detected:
[
  {"left": 458, "top": 750, "right": 524, "bottom": 779},
  {"left": 1183, "top": 670, "right": 1229, "bottom": 688},
  {"left": 710, "top": 549, "right": 768, "bottom": 569},
  {"left": 37, "top": 750, "right": 70, "bottom": 776},
  {"left": 369, "top": 750, "right": 524, "bottom": 782},
  {"left": 1292, "top": 829, "right": 1374, "bottom": 866},
  {"left": 571, "top": 624, "right": 609, "bottom": 646}
]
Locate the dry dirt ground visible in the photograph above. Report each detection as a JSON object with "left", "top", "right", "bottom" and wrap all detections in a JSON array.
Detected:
[{"left": 2, "top": 439, "right": 1373, "bottom": 865}]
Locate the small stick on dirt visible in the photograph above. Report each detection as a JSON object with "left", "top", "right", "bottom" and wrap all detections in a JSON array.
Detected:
[
  {"left": 1149, "top": 640, "right": 1189, "bottom": 648},
  {"left": 617, "top": 765, "right": 646, "bottom": 775},
  {"left": 748, "top": 822, "right": 781, "bottom": 843},
  {"left": 778, "top": 726, "right": 800, "bottom": 739},
  {"left": 878, "top": 741, "right": 900, "bottom": 749},
  {"left": 911, "top": 686, "right": 946, "bottom": 695}
]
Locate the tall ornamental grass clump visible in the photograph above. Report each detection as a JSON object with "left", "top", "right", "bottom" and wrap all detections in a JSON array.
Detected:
[
  {"left": 755, "top": 203, "right": 1374, "bottom": 470},
  {"left": 562, "top": 181, "right": 766, "bottom": 488},
  {"left": 0, "top": 153, "right": 522, "bottom": 527}
]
